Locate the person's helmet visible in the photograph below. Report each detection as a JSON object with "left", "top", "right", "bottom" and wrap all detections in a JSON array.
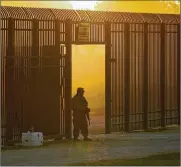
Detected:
[{"left": 77, "top": 87, "right": 85, "bottom": 93}]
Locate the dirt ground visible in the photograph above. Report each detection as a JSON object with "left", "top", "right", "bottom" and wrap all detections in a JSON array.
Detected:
[
  {"left": 1, "top": 108, "right": 179, "bottom": 166},
  {"left": 2, "top": 128, "right": 180, "bottom": 166},
  {"left": 89, "top": 108, "right": 105, "bottom": 134}
]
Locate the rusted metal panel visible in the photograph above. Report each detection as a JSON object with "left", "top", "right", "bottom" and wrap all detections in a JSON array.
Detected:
[
  {"left": 105, "top": 21, "right": 111, "bottom": 134},
  {"left": 129, "top": 23, "right": 144, "bottom": 131},
  {"left": 1, "top": 12, "right": 8, "bottom": 145},
  {"left": 124, "top": 23, "right": 130, "bottom": 132},
  {"left": 164, "top": 23, "right": 179, "bottom": 126},
  {"left": 59, "top": 45, "right": 66, "bottom": 136},
  {"left": 40, "top": 45, "right": 61, "bottom": 135},
  {"left": 177, "top": 24, "right": 180, "bottom": 125},
  {"left": 27, "top": 19, "right": 39, "bottom": 134},
  {"left": 160, "top": 23, "right": 166, "bottom": 127},
  {"left": 147, "top": 23, "right": 162, "bottom": 128},
  {"left": 13, "top": 16, "right": 32, "bottom": 139},
  {"left": 109, "top": 22, "right": 125, "bottom": 132},
  {"left": 143, "top": 23, "right": 148, "bottom": 130},
  {"left": 65, "top": 19, "right": 72, "bottom": 139},
  {"left": 6, "top": 18, "right": 15, "bottom": 141}
]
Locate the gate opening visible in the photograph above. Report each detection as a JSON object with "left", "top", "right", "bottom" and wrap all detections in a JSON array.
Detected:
[{"left": 72, "top": 45, "right": 105, "bottom": 135}]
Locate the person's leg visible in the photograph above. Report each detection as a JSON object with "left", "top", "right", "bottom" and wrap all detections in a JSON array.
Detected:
[
  {"left": 73, "top": 126, "right": 80, "bottom": 139},
  {"left": 73, "top": 118, "right": 80, "bottom": 140},
  {"left": 80, "top": 122, "right": 92, "bottom": 141},
  {"left": 80, "top": 124, "right": 88, "bottom": 138}
]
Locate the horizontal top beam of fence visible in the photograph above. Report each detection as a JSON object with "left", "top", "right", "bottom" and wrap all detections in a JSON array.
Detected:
[{"left": 1, "top": 6, "right": 180, "bottom": 24}]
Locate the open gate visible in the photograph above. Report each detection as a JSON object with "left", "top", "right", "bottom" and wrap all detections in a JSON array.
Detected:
[
  {"left": 1, "top": 17, "right": 71, "bottom": 144},
  {"left": 40, "top": 45, "right": 67, "bottom": 136},
  {"left": 106, "top": 22, "right": 145, "bottom": 133},
  {"left": 3, "top": 44, "right": 68, "bottom": 142}
]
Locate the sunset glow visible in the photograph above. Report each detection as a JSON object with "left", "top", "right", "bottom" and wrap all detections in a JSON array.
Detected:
[{"left": 70, "top": 1, "right": 98, "bottom": 10}]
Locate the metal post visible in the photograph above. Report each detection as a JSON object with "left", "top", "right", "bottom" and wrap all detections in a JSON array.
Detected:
[
  {"left": 177, "top": 23, "right": 180, "bottom": 125},
  {"left": 105, "top": 21, "right": 111, "bottom": 134},
  {"left": 124, "top": 23, "right": 130, "bottom": 132},
  {"left": 6, "top": 18, "right": 15, "bottom": 141},
  {"left": 32, "top": 19, "right": 39, "bottom": 65},
  {"left": 55, "top": 19, "right": 61, "bottom": 132},
  {"left": 65, "top": 19, "right": 72, "bottom": 139},
  {"left": 143, "top": 23, "right": 148, "bottom": 130},
  {"left": 30, "top": 19, "right": 39, "bottom": 132},
  {"left": 160, "top": 23, "right": 166, "bottom": 127}
]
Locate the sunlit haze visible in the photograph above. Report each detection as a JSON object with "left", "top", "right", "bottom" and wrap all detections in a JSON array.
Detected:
[
  {"left": 70, "top": 1, "right": 98, "bottom": 10},
  {"left": 72, "top": 45, "right": 105, "bottom": 109}
]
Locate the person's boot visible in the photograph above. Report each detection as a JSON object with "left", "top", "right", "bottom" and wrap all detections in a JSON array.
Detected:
[{"left": 83, "top": 137, "right": 92, "bottom": 141}]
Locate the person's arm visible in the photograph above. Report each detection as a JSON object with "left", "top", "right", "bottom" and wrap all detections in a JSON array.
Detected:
[
  {"left": 84, "top": 97, "right": 90, "bottom": 120},
  {"left": 85, "top": 109, "right": 90, "bottom": 120},
  {"left": 85, "top": 107, "right": 91, "bottom": 125},
  {"left": 86, "top": 113, "right": 90, "bottom": 125}
]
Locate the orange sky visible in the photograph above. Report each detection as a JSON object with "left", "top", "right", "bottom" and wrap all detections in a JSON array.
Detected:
[{"left": 2, "top": 1, "right": 180, "bottom": 14}]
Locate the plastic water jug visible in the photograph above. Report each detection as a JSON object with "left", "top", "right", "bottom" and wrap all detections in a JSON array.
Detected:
[{"left": 22, "top": 132, "right": 43, "bottom": 146}]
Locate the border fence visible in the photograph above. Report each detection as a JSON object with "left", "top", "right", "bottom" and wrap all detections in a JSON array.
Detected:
[{"left": 1, "top": 6, "right": 180, "bottom": 145}]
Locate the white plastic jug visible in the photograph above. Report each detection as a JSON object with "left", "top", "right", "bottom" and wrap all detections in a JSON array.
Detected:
[{"left": 22, "top": 132, "right": 43, "bottom": 146}]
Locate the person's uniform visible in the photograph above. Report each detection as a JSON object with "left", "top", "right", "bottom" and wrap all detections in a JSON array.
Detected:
[{"left": 72, "top": 89, "right": 90, "bottom": 139}]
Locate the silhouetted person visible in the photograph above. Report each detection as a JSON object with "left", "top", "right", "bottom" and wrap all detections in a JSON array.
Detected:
[{"left": 72, "top": 88, "right": 92, "bottom": 141}]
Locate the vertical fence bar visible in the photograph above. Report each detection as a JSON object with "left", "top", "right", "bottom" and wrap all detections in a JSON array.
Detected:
[
  {"left": 30, "top": 19, "right": 39, "bottom": 132},
  {"left": 6, "top": 18, "right": 15, "bottom": 141},
  {"left": 124, "top": 23, "right": 130, "bottom": 132},
  {"left": 160, "top": 23, "right": 166, "bottom": 127},
  {"left": 105, "top": 21, "right": 111, "bottom": 134},
  {"left": 55, "top": 19, "right": 61, "bottom": 133},
  {"left": 177, "top": 23, "right": 180, "bottom": 125},
  {"left": 143, "top": 23, "right": 148, "bottom": 130},
  {"left": 32, "top": 19, "right": 39, "bottom": 71},
  {"left": 65, "top": 19, "right": 72, "bottom": 139}
]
